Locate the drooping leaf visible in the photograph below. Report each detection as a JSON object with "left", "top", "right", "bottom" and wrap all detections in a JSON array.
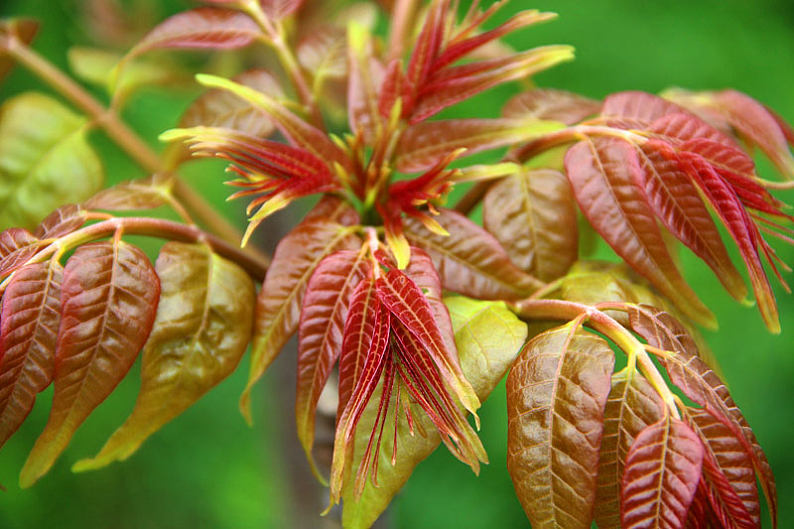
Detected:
[
  {"left": 19, "top": 240, "right": 159, "bottom": 487},
  {"left": 126, "top": 7, "right": 260, "bottom": 60},
  {"left": 503, "top": 89, "right": 600, "bottom": 125},
  {"left": 564, "top": 136, "right": 714, "bottom": 327},
  {"left": 83, "top": 174, "right": 172, "bottom": 212},
  {"left": 634, "top": 140, "right": 747, "bottom": 302},
  {"left": 685, "top": 408, "right": 760, "bottom": 529},
  {"left": 341, "top": 296, "right": 527, "bottom": 529},
  {"left": 506, "top": 324, "right": 615, "bottom": 529},
  {"left": 0, "top": 92, "right": 103, "bottom": 230},
  {"left": 621, "top": 416, "right": 703, "bottom": 529},
  {"left": 179, "top": 69, "right": 283, "bottom": 141},
  {"left": 374, "top": 266, "right": 480, "bottom": 415},
  {"left": 483, "top": 167, "right": 577, "bottom": 281},
  {"left": 594, "top": 369, "right": 665, "bottom": 529},
  {"left": 627, "top": 305, "right": 777, "bottom": 526},
  {"left": 714, "top": 90, "right": 794, "bottom": 179},
  {"left": 240, "top": 218, "right": 361, "bottom": 423},
  {"left": 34, "top": 204, "right": 87, "bottom": 239},
  {"left": 395, "top": 118, "right": 564, "bottom": 173},
  {"left": 403, "top": 208, "right": 543, "bottom": 300},
  {"left": 72, "top": 243, "right": 254, "bottom": 472},
  {"left": 0, "top": 260, "right": 62, "bottom": 449},
  {"left": 677, "top": 151, "right": 780, "bottom": 333},
  {"left": 296, "top": 248, "right": 369, "bottom": 478},
  {"left": 0, "top": 18, "right": 39, "bottom": 83}
]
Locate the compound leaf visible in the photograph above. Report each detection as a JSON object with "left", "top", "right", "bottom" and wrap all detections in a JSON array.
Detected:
[{"left": 72, "top": 242, "right": 254, "bottom": 472}]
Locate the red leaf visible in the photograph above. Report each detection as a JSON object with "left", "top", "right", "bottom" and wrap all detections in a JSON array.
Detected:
[
  {"left": 404, "top": 0, "right": 448, "bottom": 105},
  {"left": 296, "top": 249, "right": 369, "bottom": 478},
  {"left": 677, "top": 152, "right": 780, "bottom": 332},
  {"left": 621, "top": 417, "right": 703, "bottom": 529},
  {"left": 241, "top": 217, "right": 361, "bottom": 423},
  {"left": 503, "top": 88, "right": 600, "bottom": 125},
  {"left": 20, "top": 240, "right": 159, "bottom": 487},
  {"left": 374, "top": 267, "right": 479, "bottom": 415},
  {"left": 634, "top": 140, "right": 747, "bottom": 302},
  {"left": 403, "top": 208, "right": 543, "bottom": 300},
  {"left": 261, "top": 0, "right": 305, "bottom": 21},
  {"left": 0, "top": 261, "right": 62, "bottom": 448},
  {"left": 402, "top": 248, "right": 455, "bottom": 356},
  {"left": 648, "top": 112, "right": 737, "bottom": 148},
  {"left": 337, "top": 275, "right": 380, "bottom": 419},
  {"left": 686, "top": 408, "right": 760, "bottom": 529},
  {"left": 395, "top": 118, "right": 560, "bottom": 173},
  {"left": 627, "top": 305, "right": 777, "bottom": 526},
  {"left": 506, "top": 325, "right": 614, "bottom": 529},
  {"left": 594, "top": 370, "right": 665, "bottom": 529},
  {"left": 601, "top": 91, "right": 684, "bottom": 129},
  {"left": 715, "top": 90, "right": 794, "bottom": 179},
  {"left": 34, "top": 205, "right": 87, "bottom": 239},
  {"left": 411, "top": 45, "right": 573, "bottom": 123},
  {"left": 564, "top": 137, "right": 714, "bottom": 327},
  {"left": 483, "top": 167, "right": 578, "bottom": 281},
  {"left": 0, "top": 228, "right": 40, "bottom": 283},
  {"left": 129, "top": 8, "right": 260, "bottom": 58}
]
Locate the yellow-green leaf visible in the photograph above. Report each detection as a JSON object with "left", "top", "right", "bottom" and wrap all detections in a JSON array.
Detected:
[
  {"left": 0, "top": 92, "right": 103, "bottom": 230},
  {"left": 340, "top": 296, "right": 528, "bottom": 529},
  {"left": 72, "top": 243, "right": 254, "bottom": 472}
]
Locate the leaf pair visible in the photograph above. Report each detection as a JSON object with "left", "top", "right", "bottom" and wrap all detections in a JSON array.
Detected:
[{"left": 0, "top": 209, "right": 256, "bottom": 486}]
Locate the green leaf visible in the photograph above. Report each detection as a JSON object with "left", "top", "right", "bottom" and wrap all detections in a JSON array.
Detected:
[
  {"left": 72, "top": 243, "right": 254, "bottom": 472},
  {"left": 0, "top": 92, "right": 103, "bottom": 231},
  {"left": 19, "top": 240, "right": 159, "bottom": 487},
  {"left": 340, "top": 296, "right": 527, "bottom": 529},
  {"left": 0, "top": 260, "right": 62, "bottom": 449},
  {"left": 67, "top": 46, "right": 186, "bottom": 104},
  {"left": 506, "top": 324, "right": 615, "bottom": 529}
]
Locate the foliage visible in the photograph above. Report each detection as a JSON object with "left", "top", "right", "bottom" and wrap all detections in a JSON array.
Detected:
[{"left": 0, "top": 1, "right": 792, "bottom": 527}]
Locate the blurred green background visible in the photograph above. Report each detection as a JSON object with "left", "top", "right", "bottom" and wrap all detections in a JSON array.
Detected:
[{"left": 1, "top": 1, "right": 793, "bottom": 528}]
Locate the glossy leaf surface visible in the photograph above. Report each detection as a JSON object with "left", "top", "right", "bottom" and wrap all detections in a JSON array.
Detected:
[
  {"left": 296, "top": 249, "right": 369, "bottom": 477},
  {"left": 0, "top": 261, "right": 62, "bottom": 448},
  {"left": 342, "top": 296, "right": 527, "bottom": 529},
  {"left": 594, "top": 369, "right": 665, "bottom": 529},
  {"left": 506, "top": 325, "right": 614, "bottom": 529},
  {"left": 19, "top": 240, "right": 159, "bottom": 487},
  {"left": 483, "top": 167, "right": 577, "bottom": 281},
  {"left": 403, "top": 208, "right": 543, "bottom": 300},
  {"left": 621, "top": 417, "right": 703, "bottom": 529},
  {"left": 241, "top": 217, "right": 360, "bottom": 422},
  {"left": 73, "top": 243, "right": 254, "bottom": 471}
]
